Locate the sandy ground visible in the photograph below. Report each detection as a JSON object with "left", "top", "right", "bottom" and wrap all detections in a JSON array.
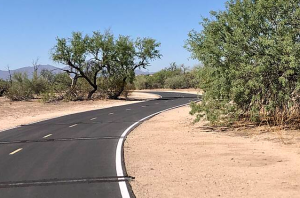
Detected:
[
  {"left": 125, "top": 106, "right": 300, "bottom": 198},
  {"left": 0, "top": 92, "right": 159, "bottom": 132}
]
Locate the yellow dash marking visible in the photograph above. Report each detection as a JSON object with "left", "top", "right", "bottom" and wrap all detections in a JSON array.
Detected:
[
  {"left": 43, "top": 134, "right": 52, "bottom": 139},
  {"left": 69, "top": 124, "right": 78, "bottom": 128},
  {"left": 9, "top": 148, "right": 23, "bottom": 155}
]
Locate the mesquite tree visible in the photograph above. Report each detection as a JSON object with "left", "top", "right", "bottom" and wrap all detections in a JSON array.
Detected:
[
  {"left": 186, "top": 0, "right": 300, "bottom": 126},
  {"left": 51, "top": 31, "right": 161, "bottom": 99}
]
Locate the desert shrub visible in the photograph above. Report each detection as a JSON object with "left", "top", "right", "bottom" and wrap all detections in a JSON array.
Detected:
[
  {"left": 52, "top": 73, "right": 73, "bottom": 100},
  {"left": 40, "top": 70, "right": 71, "bottom": 102},
  {"left": 134, "top": 75, "right": 154, "bottom": 90},
  {"left": 41, "top": 89, "right": 57, "bottom": 103},
  {"left": 150, "top": 65, "right": 182, "bottom": 88},
  {"left": 40, "top": 70, "right": 72, "bottom": 102},
  {"left": 68, "top": 78, "right": 92, "bottom": 100},
  {"left": 164, "top": 70, "right": 199, "bottom": 89},
  {"left": 98, "top": 72, "right": 132, "bottom": 99},
  {"left": 30, "top": 71, "right": 47, "bottom": 95},
  {"left": 0, "top": 79, "right": 9, "bottom": 97},
  {"left": 7, "top": 70, "right": 50, "bottom": 101},
  {"left": 164, "top": 75, "right": 187, "bottom": 89},
  {"left": 134, "top": 75, "right": 148, "bottom": 90},
  {"left": 186, "top": 0, "right": 300, "bottom": 126},
  {"left": 7, "top": 73, "right": 34, "bottom": 101},
  {"left": 184, "top": 67, "right": 199, "bottom": 88},
  {"left": 134, "top": 62, "right": 198, "bottom": 89},
  {"left": 42, "top": 71, "right": 72, "bottom": 94}
]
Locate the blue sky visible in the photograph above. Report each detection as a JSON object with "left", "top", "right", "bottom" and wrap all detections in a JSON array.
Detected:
[{"left": 0, "top": 0, "right": 227, "bottom": 71}]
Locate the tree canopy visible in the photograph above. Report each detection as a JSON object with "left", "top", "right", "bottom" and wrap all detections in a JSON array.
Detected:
[
  {"left": 51, "top": 31, "right": 161, "bottom": 99},
  {"left": 186, "top": 0, "right": 300, "bottom": 126}
]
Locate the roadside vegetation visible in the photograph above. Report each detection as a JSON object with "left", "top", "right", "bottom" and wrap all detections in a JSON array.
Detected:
[
  {"left": 134, "top": 62, "right": 198, "bottom": 90},
  {"left": 0, "top": 33, "right": 199, "bottom": 102},
  {"left": 0, "top": 30, "right": 161, "bottom": 102},
  {"left": 2, "top": 0, "right": 297, "bottom": 131},
  {"left": 186, "top": 0, "right": 300, "bottom": 127},
  {"left": 0, "top": 79, "right": 8, "bottom": 97}
]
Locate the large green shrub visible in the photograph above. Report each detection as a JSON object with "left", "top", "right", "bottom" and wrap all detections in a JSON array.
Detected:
[
  {"left": 41, "top": 70, "right": 71, "bottom": 94},
  {"left": 40, "top": 70, "right": 72, "bottom": 102},
  {"left": 30, "top": 71, "right": 47, "bottom": 95},
  {"left": 151, "top": 63, "right": 182, "bottom": 88},
  {"left": 7, "top": 73, "right": 34, "bottom": 101},
  {"left": 186, "top": 0, "right": 300, "bottom": 126},
  {"left": 134, "top": 75, "right": 149, "bottom": 90},
  {"left": 133, "top": 63, "right": 198, "bottom": 90},
  {"left": 164, "top": 75, "right": 187, "bottom": 89}
]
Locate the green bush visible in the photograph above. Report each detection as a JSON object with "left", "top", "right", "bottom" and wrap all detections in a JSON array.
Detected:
[
  {"left": 6, "top": 70, "right": 48, "bottom": 101},
  {"left": 186, "top": 0, "right": 300, "bottom": 126},
  {"left": 134, "top": 75, "right": 152, "bottom": 90},
  {"left": 40, "top": 70, "right": 73, "bottom": 102},
  {"left": 6, "top": 70, "right": 72, "bottom": 102},
  {"left": 7, "top": 73, "right": 34, "bottom": 101},
  {"left": 133, "top": 63, "right": 198, "bottom": 90},
  {"left": 41, "top": 90, "right": 57, "bottom": 103},
  {"left": 151, "top": 64, "right": 182, "bottom": 88},
  {"left": 98, "top": 75, "right": 129, "bottom": 99},
  {"left": 52, "top": 72, "right": 73, "bottom": 100},
  {"left": 0, "top": 79, "right": 9, "bottom": 97},
  {"left": 164, "top": 75, "right": 187, "bottom": 89},
  {"left": 184, "top": 67, "right": 199, "bottom": 88},
  {"left": 31, "top": 71, "right": 47, "bottom": 95}
]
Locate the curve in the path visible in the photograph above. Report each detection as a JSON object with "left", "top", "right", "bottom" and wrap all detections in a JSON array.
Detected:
[{"left": 0, "top": 91, "right": 199, "bottom": 198}]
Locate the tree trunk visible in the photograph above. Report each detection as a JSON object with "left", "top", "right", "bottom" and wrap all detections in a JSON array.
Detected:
[
  {"left": 0, "top": 89, "right": 5, "bottom": 97},
  {"left": 87, "top": 86, "right": 97, "bottom": 100},
  {"left": 67, "top": 74, "right": 79, "bottom": 98},
  {"left": 71, "top": 76, "right": 78, "bottom": 96},
  {"left": 109, "top": 77, "right": 127, "bottom": 99}
]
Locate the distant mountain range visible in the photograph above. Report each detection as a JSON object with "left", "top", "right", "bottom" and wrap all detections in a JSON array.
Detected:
[
  {"left": 0, "top": 65, "right": 63, "bottom": 80},
  {"left": 135, "top": 69, "right": 154, "bottom": 75},
  {"left": 0, "top": 65, "right": 154, "bottom": 80}
]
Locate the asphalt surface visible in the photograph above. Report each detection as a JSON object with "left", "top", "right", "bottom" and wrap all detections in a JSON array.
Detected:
[{"left": 0, "top": 92, "right": 198, "bottom": 198}]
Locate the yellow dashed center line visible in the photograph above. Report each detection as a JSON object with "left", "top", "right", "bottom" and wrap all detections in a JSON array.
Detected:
[
  {"left": 9, "top": 148, "right": 23, "bottom": 155},
  {"left": 43, "top": 134, "right": 52, "bottom": 139}
]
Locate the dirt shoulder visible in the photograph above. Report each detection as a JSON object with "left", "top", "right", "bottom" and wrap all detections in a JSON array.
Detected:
[
  {"left": 125, "top": 106, "right": 300, "bottom": 198},
  {"left": 0, "top": 92, "right": 159, "bottom": 132}
]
